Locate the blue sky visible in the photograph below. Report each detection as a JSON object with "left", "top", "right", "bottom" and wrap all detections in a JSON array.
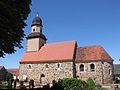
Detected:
[{"left": 0, "top": 0, "right": 120, "bottom": 68}]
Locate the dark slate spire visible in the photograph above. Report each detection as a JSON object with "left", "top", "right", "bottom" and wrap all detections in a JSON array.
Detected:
[{"left": 31, "top": 13, "right": 43, "bottom": 27}]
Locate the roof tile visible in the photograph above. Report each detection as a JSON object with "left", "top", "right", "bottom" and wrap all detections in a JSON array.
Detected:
[
  {"left": 76, "top": 45, "right": 112, "bottom": 61},
  {"left": 0, "top": 66, "right": 4, "bottom": 70},
  {"left": 20, "top": 41, "right": 76, "bottom": 63}
]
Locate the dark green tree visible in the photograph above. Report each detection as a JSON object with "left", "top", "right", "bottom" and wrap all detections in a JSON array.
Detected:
[
  {"left": 62, "top": 78, "right": 87, "bottom": 90},
  {"left": 6, "top": 72, "right": 13, "bottom": 81},
  {"left": 0, "top": 0, "right": 31, "bottom": 57}
]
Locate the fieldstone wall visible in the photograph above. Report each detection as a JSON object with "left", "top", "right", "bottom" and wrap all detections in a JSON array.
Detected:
[
  {"left": 19, "top": 61, "right": 74, "bottom": 85},
  {"left": 76, "top": 62, "right": 103, "bottom": 85},
  {"left": 103, "top": 61, "right": 113, "bottom": 84},
  {"left": 76, "top": 61, "right": 113, "bottom": 85},
  {"left": 19, "top": 60, "right": 113, "bottom": 86}
]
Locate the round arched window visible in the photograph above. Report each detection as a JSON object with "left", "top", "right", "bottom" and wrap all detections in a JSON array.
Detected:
[
  {"left": 80, "top": 64, "right": 84, "bottom": 72},
  {"left": 90, "top": 64, "right": 95, "bottom": 71}
]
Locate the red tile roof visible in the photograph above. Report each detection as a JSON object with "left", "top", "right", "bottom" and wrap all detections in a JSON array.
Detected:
[
  {"left": 76, "top": 45, "right": 112, "bottom": 62},
  {"left": 7, "top": 68, "right": 19, "bottom": 76},
  {"left": 0, "top": 66, "right": 4, "bottom": 70},
  {"left": 20, "top": 41, "right": 77, "bottom": 63}
]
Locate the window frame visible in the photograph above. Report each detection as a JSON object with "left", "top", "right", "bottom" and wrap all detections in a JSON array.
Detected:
[
  {"left": 90, "top": 63, "right": 95, "bottom": 72},
  {"left": 80, "top": 64, "right": 84, "bottom": 72}
]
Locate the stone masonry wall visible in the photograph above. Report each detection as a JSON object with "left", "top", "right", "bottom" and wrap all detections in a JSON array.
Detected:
[
  {"left": 19, "top": 60, "right": 113, "bottom": 85},
  {"left": 76, "top": 62, "right": 103, "bottom": 85},
  {"left": 76, "top": 61, "right": 113, "bottom": 85},
  {"left": 103, "top": 61, "right": 113, "bottom": 84},
  {"left": 19, "top": 61, "right": 74, "bottom": 85}
]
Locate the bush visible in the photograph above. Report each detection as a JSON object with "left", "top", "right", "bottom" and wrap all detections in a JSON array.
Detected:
[
  {"left": 86, "top": 78, "right": 107, "bottom": 90},
  {"left": 0, "top": 82, "right": 8, "bottom": 89},
  {"left": 86, "top": 77, "right": 96, "bottom": 90},
  {"left": 95, "top": 85, "right": 107, "bottom": 90},
  {"left": 61, "top": 78, "right": 87, "bottom": 90},
  {"left": 38, "top": 78, "right": 106, "bottom": 90}
]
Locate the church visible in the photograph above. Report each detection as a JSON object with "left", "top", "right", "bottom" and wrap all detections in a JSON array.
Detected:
[{"left": 19, "top": 14, "right": 113, "bottom": 86}]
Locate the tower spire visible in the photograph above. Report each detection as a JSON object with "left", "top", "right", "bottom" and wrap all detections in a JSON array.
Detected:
[{"left": 36, "top": 11, "right": 39, "bottom": 16}]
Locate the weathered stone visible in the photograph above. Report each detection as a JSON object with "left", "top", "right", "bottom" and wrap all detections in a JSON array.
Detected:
[
  {"left": 19, "top": 62, "right": 74, "bottom": 85},
  {"left": 19, "top": 60, "right": 113, "bottom": 86}
]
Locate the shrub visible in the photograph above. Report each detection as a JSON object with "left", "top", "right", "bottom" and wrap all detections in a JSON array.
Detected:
[
  {"left": 51, "top": 78, "right": 106, "bottom": 90},
  {"left": 61, "top": 78, "right": 87, "bottom": 90},
  {"left": 86, "top": 77, "right": 96, "bottom": 90},
  {"left": 95, "top": 85, "right": 107, "bottom": 90},
  {"left": 0, "top": 82, "right": 8, "bottom": 89}
]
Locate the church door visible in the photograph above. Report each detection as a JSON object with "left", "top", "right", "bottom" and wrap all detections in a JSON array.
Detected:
[{"left": 40, "top": 74, "right": 45, "bottom": 85}]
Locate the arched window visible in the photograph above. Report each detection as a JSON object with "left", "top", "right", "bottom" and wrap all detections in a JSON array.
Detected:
[
  {"left": 80, "top": 64, "right": 84, "bottom": 72},
  {"left": 90, "top": 64, "right": 95, "bottom": 71},
  {"left": 33, "top": 28, "right": 35, "bottom": 32},
  {"left": 45, "top": 64, "right": 48, "bottom": 68},
  {"left": 57, "top": 63, "right": 60, "bottom": 68},
  {"left": 29, "top": 65, "right": 31, "bottom": 69}
]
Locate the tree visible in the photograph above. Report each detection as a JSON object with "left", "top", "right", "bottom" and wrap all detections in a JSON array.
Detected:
[
  {"left": 0, "top": 0, "right": 31, "bottom": 57},
  {"left": 6, "top": 72, "right": 13, "bottom": 81}
]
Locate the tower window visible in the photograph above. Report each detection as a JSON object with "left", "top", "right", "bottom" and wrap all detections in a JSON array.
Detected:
[
  {"left": 80, "top": 64, "right": 84, "bottom": 72},
  {"left": 90, "top": 64, "right": 95, "bottom": 71},
  {"left": 33, "top": 28, "right": 35, "bottom": 32}
]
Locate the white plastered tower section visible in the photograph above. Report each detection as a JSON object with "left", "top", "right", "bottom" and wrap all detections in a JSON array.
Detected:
[{"left": 26, "top": 14, "right": 47, "bottom": 52}]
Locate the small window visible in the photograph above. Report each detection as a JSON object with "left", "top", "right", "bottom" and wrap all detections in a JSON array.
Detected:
[
  {"left": 90, "top": 64, "right": 95, "bottom": 71},
  {"left": 45, "top": 64, "right": 48, "bottom": 68},
  {"left": 28, "top": 65, "right": 32, "bottom": 69},
  {"left": 33, "top": 28, "right": 35, "bottom": 32},
  {"left": 57, "top": 64, "right": 60, "bottom": 68},
  {"left": 80, "top": 64, "right": 84, "bottom": 72},
  {"left": 109, "top": 69, "right": 111, "bottom": 75}
]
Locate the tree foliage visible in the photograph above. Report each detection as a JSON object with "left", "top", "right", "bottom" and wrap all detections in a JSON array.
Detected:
[
  {"left": 61, "top": 78, "right": 87, "bottom": 90},
  {"left": 56, "top": 78, "right": 106, "bottom": 90},
  {"left": 86, "top": 77, "right": 96, "bottom": 90},
  {"left": 0, "top": 0, "right": 31, "bottom": 57},
  {"left": 6, "top": 72, "right": 13, "bottom": 81}
]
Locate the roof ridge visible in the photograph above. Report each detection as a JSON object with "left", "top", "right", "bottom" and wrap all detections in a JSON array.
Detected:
[
  {"left": 78, "top": 45, "right": 102, "bottom": 48},
  {"left": 45, "top": 40, "right": 76, "bottom": 45}
]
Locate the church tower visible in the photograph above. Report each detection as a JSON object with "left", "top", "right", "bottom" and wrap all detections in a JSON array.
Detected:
[{"left": 26, "top": 14, "right": 47, "bottom": 52}]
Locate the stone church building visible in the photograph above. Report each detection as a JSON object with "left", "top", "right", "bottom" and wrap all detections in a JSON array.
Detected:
[{"left": 19, "top": 15, "right": 113, "bottom": 85}]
